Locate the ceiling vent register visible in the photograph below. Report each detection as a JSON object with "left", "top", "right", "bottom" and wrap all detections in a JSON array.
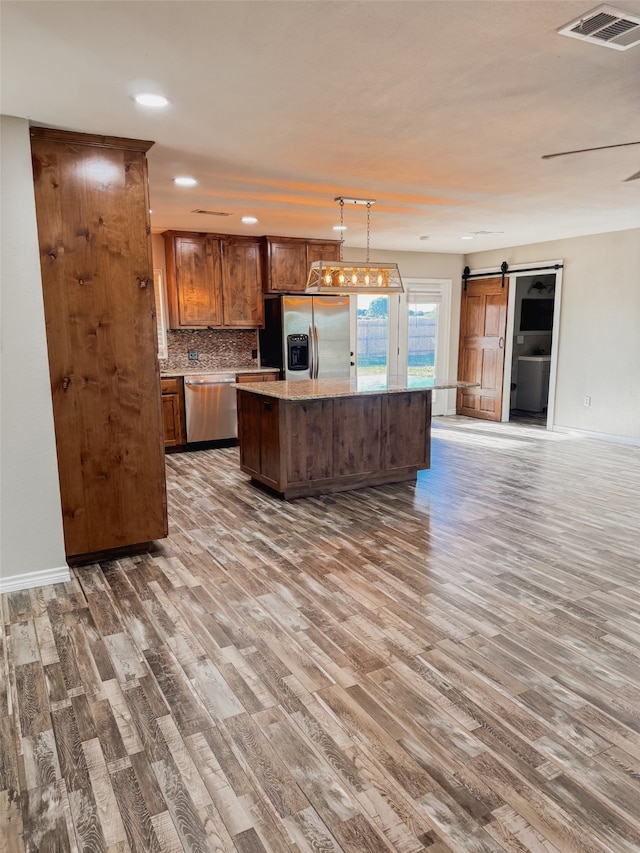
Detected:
[{"left": 558, "top": 5, "right": 640, "bottom": 50}]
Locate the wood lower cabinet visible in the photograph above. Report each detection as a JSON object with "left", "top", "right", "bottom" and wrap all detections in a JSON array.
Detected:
[
  {"left": 163, "top": 232, "right": 263, "bottom": 329},
  {"left": 31, "top": 127, "right": 168, "bottom": 562},
  {"left": 161, "top": 378, "right": 186, "bottom": 448},
  {"left": 261, "top": 237, "right": 341, "bottom": 293},
  {"left": 237, "top": 389, "right": 431, "bottom": 499},
  {"left": 235, "top": 371, "right": 279, "bottom": 383}
]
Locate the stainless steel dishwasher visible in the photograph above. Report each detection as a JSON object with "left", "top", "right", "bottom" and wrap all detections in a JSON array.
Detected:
[{"left": 183, "top": 374, "right": 238, "bottom": 442}]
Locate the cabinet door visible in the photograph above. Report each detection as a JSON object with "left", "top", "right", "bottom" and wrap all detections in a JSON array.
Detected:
[
  {"left": 267, "top": 240, "right": 307, "bottom": 292},
  {"left": 161, "top": 378, "right": 185, "bottom": 447},
  {"left": 220, "top": 238, "right": 264, "bottom": 327},
  {"left": 307, "top": 240, "right": 341, "bottom": 265},
  {"left": 172, "top": 236, "right": 222, "bottom": 328}
]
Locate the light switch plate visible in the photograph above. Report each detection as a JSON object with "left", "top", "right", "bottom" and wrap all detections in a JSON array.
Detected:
[
  {"left": 188, "top": 349, "right": 198, "bottom": 361},
  {"left": 517, "top": 335, "right": 524, "bottom": 344}
]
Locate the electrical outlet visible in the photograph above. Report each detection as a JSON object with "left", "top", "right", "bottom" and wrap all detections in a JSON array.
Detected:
[
  {"left": 584, "top": 395, "right": 591, "bottom": 407},
  {"left": 251, "top": 348, "right": 258, "bottom": 359},
  {"left": 188, "top": 349, "right": 199, "bottom": 361}
]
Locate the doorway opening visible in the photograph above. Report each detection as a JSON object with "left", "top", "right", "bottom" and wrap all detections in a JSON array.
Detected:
[{"left": 507, "top": 273, "right": 558, "bottom": 427}]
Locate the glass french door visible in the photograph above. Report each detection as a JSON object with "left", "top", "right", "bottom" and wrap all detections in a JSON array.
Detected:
[
  {"left": 351, "top": 293, "right": 399, "bottom": 388},
  {"left": 350, "top": 280, "right": 450, "bottom": 413}
]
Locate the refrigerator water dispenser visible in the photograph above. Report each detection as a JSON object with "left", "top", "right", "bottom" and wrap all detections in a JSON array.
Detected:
[{"left": 287, "top": 334, "right": 309, "bottom": 371}]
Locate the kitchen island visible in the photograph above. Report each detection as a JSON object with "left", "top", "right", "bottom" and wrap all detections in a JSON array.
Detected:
[{"left": 234, "top": 378, "right": 476, "bottom": 499}]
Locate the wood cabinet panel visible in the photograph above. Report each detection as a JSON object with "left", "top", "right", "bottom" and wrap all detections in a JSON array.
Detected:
[
  {"left": 31, "top": 127, "right": 167, "bottom": 560},
  {"left": 164, "top": 231, "right": 263, "bottom": 329},
  {"left": 306, "top": 240, "right": 341, "bottom": 266},
  {"left": 235, "top": 371, "right": 279, "bottom": 383},
  {"left": 262, "top": 237, "right": 341, "bottom": 293},
  {"left": 221, "top": 238, "right": 264, "bottom": 327},
  {"left": 173, "top": 236, "right": 222, "bottom": 328},
  {"left": 286, "top": 400, "right": 334, "bottom": 483},
  {"left": 382, "top": 392, "right": 430, "bottom": 469},
  {"left": 333, "top": 397, "right": 382, "bottom": 476},
  {"left": 264, "top": 239, "right": 307, "bottom": 292},
  {"left": 237, "top": 392, "right": 262, "bottom": 475},
  {"left": 161, "top": 378, "right": 185, "bottom": 448}
]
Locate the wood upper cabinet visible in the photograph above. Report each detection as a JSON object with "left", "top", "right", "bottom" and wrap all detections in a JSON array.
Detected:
[
  {"left": 163, "top": 231, "right": 263, "bottom": 329},
  {"left": 307, "top": 239, "right": 342, "bottom": 267},
  {"left": 166, "top": 234, "right": 222, "bottom": 328},
  {"left": 220, "top": 237, "right": 264, "bottom": 327},
  {"left": 262, "top": 237, "right": 341, "bottom": 293},
  {"left": 31, "top": 127, "right": 168, "bottom": 561}
]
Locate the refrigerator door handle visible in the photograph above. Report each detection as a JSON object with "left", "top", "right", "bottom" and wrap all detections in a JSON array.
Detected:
[
  {"left": 308, "top": 324, "right": 316, "bottom": 378},
  {"left": 313, "top": 324, "right": 320, "bottom": 378}
]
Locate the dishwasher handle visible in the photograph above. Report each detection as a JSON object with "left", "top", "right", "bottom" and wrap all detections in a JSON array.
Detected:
[{"left": 184, "top": 377, "right": 236, "bottom": 387}]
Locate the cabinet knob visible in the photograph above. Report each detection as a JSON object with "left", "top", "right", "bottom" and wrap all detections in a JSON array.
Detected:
[{"left": 264, "top": 401, "right": 272, "bottom": 411}]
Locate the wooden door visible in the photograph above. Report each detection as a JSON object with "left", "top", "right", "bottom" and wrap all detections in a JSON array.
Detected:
[
  {"left": 31, "top": 127, "right": 168, "bottom": 560},
  {"left": 220, "top": 237, "right": 264, "bottom": 327},
  {"left": 457, "top": 276, "right": 509, "bottom": 420},
  {"left": 169, "top": 235, "right": 222, "bottom": 328}
]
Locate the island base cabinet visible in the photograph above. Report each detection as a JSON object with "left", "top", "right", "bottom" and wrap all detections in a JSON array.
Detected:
[{"left": 237, "top": 389, "right": 431, "bottom": 499}]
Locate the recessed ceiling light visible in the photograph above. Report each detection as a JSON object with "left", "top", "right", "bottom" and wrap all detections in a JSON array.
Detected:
[
  {"left": 461, "top": 235, "right": 475, "bottom": 240},
  {"left": 333, "top": 225, "right": 347, "bottom": 231},
  {"left": 134, "top": 93, "right": 169, "bottom": 107},
  {"left": 174, "top": 176, "right": 197, "bottom": 187},
  {"left": 241, "top": 216, "right": 258, "bottom": 225}
]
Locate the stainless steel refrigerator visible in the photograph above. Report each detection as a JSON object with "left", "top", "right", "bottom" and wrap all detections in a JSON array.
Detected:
[{"left": 259, "top": 295, "right": 353, "bottom": 380}]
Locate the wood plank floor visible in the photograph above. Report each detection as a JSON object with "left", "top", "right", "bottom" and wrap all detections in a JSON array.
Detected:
[{"left": 2, "top": 417, "right": 640, "bottom": 853}]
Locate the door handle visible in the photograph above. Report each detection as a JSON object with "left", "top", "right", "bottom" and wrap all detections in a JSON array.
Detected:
[
  {"left": 313, "top": 324, "right": 319, "bottom": 378},
  {"left": 308, "top": 324, "right": 315, "bottom": 378},
  {"left": 499, "top": 337, "right": 504, "bottom": 349}
]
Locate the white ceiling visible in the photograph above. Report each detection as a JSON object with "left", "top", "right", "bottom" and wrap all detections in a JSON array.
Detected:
[{"left": 2, "top": 0, "right": 640, "bottom": 254}]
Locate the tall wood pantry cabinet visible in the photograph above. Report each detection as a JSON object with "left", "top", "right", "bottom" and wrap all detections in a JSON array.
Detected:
[{"left": 31, "top": 127, "right": 168, "bottom": 562}]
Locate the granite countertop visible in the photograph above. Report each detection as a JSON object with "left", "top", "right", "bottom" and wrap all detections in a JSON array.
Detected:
[
  {"left": 233, "top": 377, "right": 478, "bottom": 401},
  {"left": 161, "top": 367, "right": 279, "bottom": 378}
]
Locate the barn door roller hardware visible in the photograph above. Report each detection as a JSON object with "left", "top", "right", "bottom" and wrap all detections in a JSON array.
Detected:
[{"left": 463, "top": 261, "right": 564, "bottom": 290}]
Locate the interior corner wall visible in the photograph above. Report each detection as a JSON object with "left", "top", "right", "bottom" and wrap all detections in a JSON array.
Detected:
[
  {"left": 0, "top": 115, "right": 68, "bottom": 590},
  {"left": 464, "top": 229, "right": 640, "bottom": 440}
]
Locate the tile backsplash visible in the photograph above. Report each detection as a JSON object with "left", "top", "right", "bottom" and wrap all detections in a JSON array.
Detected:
[{"left": 160, "top": 329, "right": 258, "bottom": 372}]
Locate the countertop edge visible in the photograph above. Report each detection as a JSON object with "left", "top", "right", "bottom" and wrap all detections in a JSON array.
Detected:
[
  {"left": 161, "top": 367, "right": 280, "bottom": 378},
  {"left": 233, "top": 380, "right": 478, "bottom": 401}
]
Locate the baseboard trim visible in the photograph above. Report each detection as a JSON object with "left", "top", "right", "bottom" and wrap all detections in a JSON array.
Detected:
[
  {"left": 0, "top": 565, "right": 70, "bottom": 595},
  {"left": 551, "top": 425, "right": 640, "bottom": 447}
]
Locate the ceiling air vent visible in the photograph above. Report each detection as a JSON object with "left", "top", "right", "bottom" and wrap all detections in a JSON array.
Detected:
[
  {"left": 558, "top": 5, "right": 640, "bottom": 50},
  {"left": 191, "top": 209, "right": 232, "bottom": 216}
]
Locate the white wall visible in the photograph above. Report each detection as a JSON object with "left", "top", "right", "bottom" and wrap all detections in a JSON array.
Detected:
[
  {"left": 465, "top": 229, "right": 640, "bottom": 440},
  {"left": 0, "top": 115, "right": 68, "bottom": 592}
]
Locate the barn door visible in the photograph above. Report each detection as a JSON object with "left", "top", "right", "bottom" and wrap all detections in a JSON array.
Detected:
[{"left": 456, "top": 275, "right": 509, "bottom": 421}]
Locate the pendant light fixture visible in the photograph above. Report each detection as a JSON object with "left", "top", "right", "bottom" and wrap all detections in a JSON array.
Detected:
[{"left": 306, "top": 197, "right": 404, "bottom": 293}]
